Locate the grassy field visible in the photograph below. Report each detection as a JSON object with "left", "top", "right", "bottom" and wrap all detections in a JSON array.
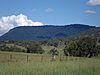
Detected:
[{"left": 0, "top": 51, "right": 100, "bottom": 75}]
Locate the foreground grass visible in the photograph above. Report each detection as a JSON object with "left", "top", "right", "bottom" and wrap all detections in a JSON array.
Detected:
[{"left": 0, "top": 51, "right": 100, "bottom": 75}]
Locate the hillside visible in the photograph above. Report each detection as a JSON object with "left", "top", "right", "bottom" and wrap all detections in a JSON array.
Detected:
[
  {"left": 0, "top": 24, "right": 95, "bottom": 41},
  {"left": 79, "top": 27, "right": 100, "bottom": 38}
]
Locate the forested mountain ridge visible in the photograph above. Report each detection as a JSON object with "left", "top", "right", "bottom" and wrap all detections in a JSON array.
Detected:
[
  {"left": 79, "top": 27, "right": 100, "bottom": 38},
  {"left": 0, "top": 24, "right": 96, "bottom": 41}
]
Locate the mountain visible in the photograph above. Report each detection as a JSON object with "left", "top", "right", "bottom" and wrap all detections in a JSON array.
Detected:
[
  {"left": 79, "top": 27, "right": 100, "bottom": 38},
  {"left": 0, "top": 24, "right": 96, "bottom": 41}
]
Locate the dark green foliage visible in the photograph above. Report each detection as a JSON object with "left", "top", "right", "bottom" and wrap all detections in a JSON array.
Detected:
[
  {"left": 95, "top": 45, "right": 100, "bottom": 55},
  {"left": 64, "top": 37, "right": 99, "bottom": 57},
  {"left": 0, "top": 40, "right": 44, "bottom": 54},
  {"left": 0, "top": 24, "right": 93, "bottom": 41},
  {"left": 48, "top": 41, "right": 59, "bottom": 47},
  {"left": 79, "top": 28, "right": 100, "bottom": 38},
  {"left": 45, "top": 39, "right": 61, "bottom": 47},
  {"left": 27, "top": 44, "right": 44, "bottom": 54},
  {"left": 50, "top": 48, "right": 59, "bottom": 61},
  {"left": 64, "top": 40, "right": 78, "bottom": 56},
  {"left": 0, "top": 44, "right": 10, "bottom": 51},
  {"left": 0, "top": 44, "right": 25, "bottom": 52},
  {"left": 50, "top": 48, "right": 59, "bottom": 56},
  {"left": 9, "top": 46, "right": 25, "bottom": 52}
]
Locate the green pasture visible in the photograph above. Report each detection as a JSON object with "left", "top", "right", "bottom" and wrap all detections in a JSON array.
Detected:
[{"left": 0, "top": 51, "right": 100, "bottom": 75}]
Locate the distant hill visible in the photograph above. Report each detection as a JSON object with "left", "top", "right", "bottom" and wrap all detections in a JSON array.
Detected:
[
  {"left": 79, "top": 27, "right": 100, "bottom": 38},
  {"left": 0, "top": 24, "right": 96, "bottom": 41}
]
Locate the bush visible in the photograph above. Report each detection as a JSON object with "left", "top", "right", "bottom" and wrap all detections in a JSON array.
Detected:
[
  {"left": 64, "top": 37, "right": 99, "bottom": 57},
  {"left": 0, "top": 44, "right": 10, "bottom": 51},
  {"left": 0, "top": 44, "right": 26, "bottom": 52},
  {"left": 27, "top": 44, "right": 44, "bottom": 54},
  {"left": 50, "top": 48, "right": 59, "bottom": 56}
]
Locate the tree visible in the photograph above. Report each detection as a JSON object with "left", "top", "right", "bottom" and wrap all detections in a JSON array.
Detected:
[
  {"left": 77, "top": 37, "right": 97, "bottom": 57},
  {"left": 64, "top": 40, "right": 78, "bottom": 56},
  {"left": 0, "top": 44, "right": 10, "bottom": 51},
  {"left": 64, "top": 37, "right": 99, "bottom": 58},
  {"left": 27, "top": 44, "right": 44, "bottom": 54},
  {"left": 50, "top": 48, "right": 59, "bottom": 61},
  {"left": 95, "top": 45, "right": 100, "bottom": 56}
]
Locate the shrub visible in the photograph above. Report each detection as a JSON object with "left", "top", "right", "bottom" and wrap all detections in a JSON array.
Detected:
[
  {"left": 64, "top": 37, "right": 99, "bottom": 57},
  {"left": 27, "top": 44, "right": 44, "bottom": 54}
]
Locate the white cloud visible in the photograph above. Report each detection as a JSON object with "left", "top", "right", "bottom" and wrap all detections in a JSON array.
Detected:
[
  {"left": 87, "top": 0, "right": 100, "bottom": 6},
  {"left": 85, "top": 10, "right": 96, "bottom": 14},
  {"left": 0, "top": 14, "right": 44, "bottom": 35},
  {"left": 45, "top": 8, "right": 54, "bottom": 12}
]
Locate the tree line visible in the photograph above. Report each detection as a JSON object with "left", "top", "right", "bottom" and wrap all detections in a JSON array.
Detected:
[
  {"left": 64, "top": 37, "right": 100, "bottom": 57},
  {"left": 0, "top": 37, "right": 100, "bottom": 58}
]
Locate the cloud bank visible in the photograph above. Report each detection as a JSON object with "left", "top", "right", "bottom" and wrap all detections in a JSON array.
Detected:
[
  {"left": 87, "top": 0, "right": 100, "bottom": 6},
  {"left": 0, "top": 14, "right": 44, "bottom": 36},
  {"left": 85, "top": 10, "right": 96, "bottom": 14}
]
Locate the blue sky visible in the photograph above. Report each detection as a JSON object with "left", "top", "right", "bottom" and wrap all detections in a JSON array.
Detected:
[{"left": 0, "top": 0, "right": 100, "bottom": 35}]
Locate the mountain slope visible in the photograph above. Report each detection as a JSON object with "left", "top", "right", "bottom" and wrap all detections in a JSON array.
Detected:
[
  {"left": 79, "top": 27, "right": 100, "bottom": 39},
  {"left": 0, "top": 24, "right": 95, "bottom": 41}
]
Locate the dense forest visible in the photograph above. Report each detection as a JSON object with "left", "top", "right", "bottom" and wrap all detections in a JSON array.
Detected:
[{"left": 0, "top": 24, "right": 95, "bottom": 40}]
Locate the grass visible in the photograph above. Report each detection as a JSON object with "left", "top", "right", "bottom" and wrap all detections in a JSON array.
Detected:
[{"left": 0, "top": 51, "right": 100, "bottom": 75}]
